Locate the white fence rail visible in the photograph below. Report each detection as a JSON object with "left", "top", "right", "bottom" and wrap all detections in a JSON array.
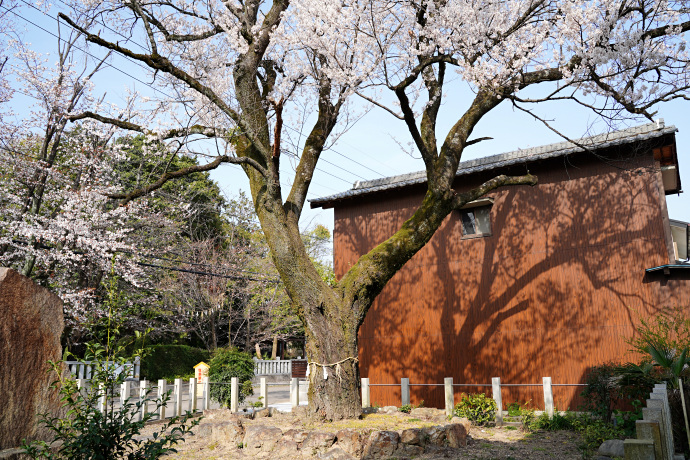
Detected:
[
  {"left": 75, "top": 376, "right": 304, "bottom": 420},
  {"left": 253, "top": 358, "right": 292, "bottom": 375},
  {"left": 66, "top": 358, "right": 140, "bottom": 380}
]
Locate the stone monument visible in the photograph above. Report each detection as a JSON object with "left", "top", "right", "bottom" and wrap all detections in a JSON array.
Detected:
[{"left": 0, "top": 268, "right": 65, "bottom": 449}]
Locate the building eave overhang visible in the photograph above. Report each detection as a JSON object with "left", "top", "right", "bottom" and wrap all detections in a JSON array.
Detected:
[
  {"left": 645, "top": 264, "right": 690, "bottom": 274},
  {"left": 310, "top": 121, "right": 678, "bottom": 209}
]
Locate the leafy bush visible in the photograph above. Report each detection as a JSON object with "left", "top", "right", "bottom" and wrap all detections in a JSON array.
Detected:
[
  {"left": 140, "top": 345, "right": 210, "bottom": 381},
  {"left": 399, "top": 401, "right": 424, "bottom": 413},
  {"left": 569, "top": 413, "right": 625, "bottom": 458},
  {"left": 208, "top": 347, "right": 255, "bottom": 406},
  {"left": 524, "top": 411, "right": 574, "bottom": 431},
  {"left": 506, "top": 402, "right": 522, "bottom": 416},
  {"left": 23, "top": 345, "right": 198, "bottom": 459},
  {"left": 453, "top": 393, "right": 497, "bottom": 426},
  {"left": 580, "top": 362, "right": 619, "bottom": 421},
  {"left": 627, "top": 306, "right": 690, "bottom": 358}
]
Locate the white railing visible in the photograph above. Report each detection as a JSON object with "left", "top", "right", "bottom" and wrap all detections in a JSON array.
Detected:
[
  {"left": 253, "top": 358, "right": 292, "bottom": 375},
  {"left": 66, "top": 357, "right": 140, "bottom": 380}
]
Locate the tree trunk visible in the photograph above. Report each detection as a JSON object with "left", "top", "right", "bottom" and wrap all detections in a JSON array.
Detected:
[
  {"left": 255, "top": 343, "right": 262, "bottom": 360},
  {"left": 305, "top": 307, "right": 361, "bottom": 420},
  {"left": 271, "top": 335, "right": 278, "bottom": 360}
]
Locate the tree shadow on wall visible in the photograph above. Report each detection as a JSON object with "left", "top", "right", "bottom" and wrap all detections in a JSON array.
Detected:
[{"left": 345, "top": 159, "right": 672, "bottom": 409}]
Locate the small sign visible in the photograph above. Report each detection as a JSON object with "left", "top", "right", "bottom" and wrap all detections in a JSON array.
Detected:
[{"left": 194, "top": 362, "right": 210, "bottom": 383}]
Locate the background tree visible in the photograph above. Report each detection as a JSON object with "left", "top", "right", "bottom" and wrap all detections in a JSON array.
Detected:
[{"left": 42, "top": 0, "right": 690, "bottom": 418}]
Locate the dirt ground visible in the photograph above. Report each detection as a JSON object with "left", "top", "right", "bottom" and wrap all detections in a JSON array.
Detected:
[{"left": 144, "top": 409, "right": 585, "bottom": 459}]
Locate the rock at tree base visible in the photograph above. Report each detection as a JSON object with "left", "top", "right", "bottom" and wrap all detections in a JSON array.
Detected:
[
  {"left": 598, "top": 439, "right": 625, "bottom": 457},
  {"left": 0, "top": 268, "right": 65, "bottom": 449}
]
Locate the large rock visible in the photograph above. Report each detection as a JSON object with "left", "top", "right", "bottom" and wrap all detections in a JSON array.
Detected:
[
  {"left": 445, "top": 422, "right": 470, "bottom": 448},
  {"left": 0, "top": 268, "right": 65, "bottom": 449},
  {"left": 335, "top": 429, "right": 364, "bottom": 457},
  {"left": 362, "top": 430, "right": 400, "bottom": 459},
  {"left": 210, "top": 419, "right": 245, "bottom": 444},
  {"left": 243, "top": 425, "right": 283, "bottom": 452},
  {"left": 598, "top": 439, "right": 625, "bottom": 457},
  {"left": 301, "top": 431, "right": 336, "bottom": 457}
]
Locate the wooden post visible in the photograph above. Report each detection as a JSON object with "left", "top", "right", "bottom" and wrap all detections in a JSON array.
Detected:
[
  {"left": 158, "top": 380, "right": 167, "bottom": 420},
  {"left": 444, "top": 378, "right": 454, "bottom": 417},
  {"left": 542, "top": 377, "right": 554, "bottom": 419},
  {"left": 260, "top": 377, "right": 268, "bottom": 408},
  {"left": 231, "top": 377, "right": 239, "bottom": 412},
  {"left": 175, "top": 379, "right": 183, "bottom": 416},
  {"left": 139, "top": 380, "right": 149, "bottom": 421},
  {"left": 290, "top": 378, "right": 300, "bottom": 408},
  {"left": 362, "top": 378, "right": 370, "bottom": 408},
  {"left": 680, "top": 378, "right": 690, "bottom": 454},
  {"left": 189, "top": 377, "right": 197, "bottom": 413},
  {"left": 401, "top": 378, "right": 410, "bottom": 406},
  {"left": 203, "top": 377, "right": 210, "bottom": 410},
  {"left": 492, "top": 377, "right": 503, "bottom": 425}
]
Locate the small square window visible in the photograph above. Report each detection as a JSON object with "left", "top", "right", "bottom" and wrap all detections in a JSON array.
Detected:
[{"left": 460, "top": 205, "right": 491, "bottom": 237}]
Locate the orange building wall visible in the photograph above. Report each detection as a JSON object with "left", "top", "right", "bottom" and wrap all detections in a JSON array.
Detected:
[{"left": 333, "top": 149, "right": 689, "bottom": 410}]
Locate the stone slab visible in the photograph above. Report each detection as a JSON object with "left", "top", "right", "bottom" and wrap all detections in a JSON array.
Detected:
[{"left": 0, "top": 268, "right": 65, "bottom": 449}]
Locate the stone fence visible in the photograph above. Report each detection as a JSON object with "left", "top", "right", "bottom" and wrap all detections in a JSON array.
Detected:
[{"left": 362, "top": 376, "right": 586, "bottom": 421}]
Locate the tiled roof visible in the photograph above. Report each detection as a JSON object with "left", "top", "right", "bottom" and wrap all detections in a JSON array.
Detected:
[{"left": 310, "top": 121, "right": 677, "bottom": 208}]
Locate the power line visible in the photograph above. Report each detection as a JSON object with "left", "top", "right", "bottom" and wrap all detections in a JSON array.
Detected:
[{"left": 6, "top": 3, "right": 376, "bottom": 188}]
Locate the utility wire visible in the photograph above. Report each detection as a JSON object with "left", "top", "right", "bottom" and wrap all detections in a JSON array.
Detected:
[{"left": 6, "top": 3, "right": 380, "bottom": 189}]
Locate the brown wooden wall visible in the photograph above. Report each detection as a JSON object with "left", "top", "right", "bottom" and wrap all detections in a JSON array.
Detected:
[{"left": 333, "top": 148, "right": 690, "bottom": 410}]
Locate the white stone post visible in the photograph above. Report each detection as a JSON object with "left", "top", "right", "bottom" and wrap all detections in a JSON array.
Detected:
[
  {"left": 230, "top": 377, "right": 239, "bottom": 412},
  {"left": 492, "top": 377, "right": 503, "bottom": 425},
  {"left": 98, "top": 383, "right": 106, "bottom": 413},
  {"left": 444, "top": 378, "right": 454, "bottom": 417},
  {"left": 77, "top": 378, "right": 88, "bottom": 399},
  {"left": 260, "top": 377, "right": 268, "bottom": 408},
  {"left": 158, "top": 379, "right": 167, "bottom": 420},
  {"left": 189, "top": 378, "right": 197, "bottom": 413},
  {"left": 121, "top": 381, "right": 131, "bottom": 413},
  {"left": 174, "top": 379, "right": 183, "bottom": 416},
  {"left": 290, "top": 378, "right": 300, "bottom": 408},
  {"left": 203, "top": 377, "right": 210, "bottom": 410},
  {"left": 542, "top": 377, "right": 554, "bottom": 419},
  {"left": 361, "top": 378, "right": 370, "bottom": 408},
  {"left": 401, "top": 378, "right": 410, "bottom": 406},
  {"left": 139, "top": 380, "right": 149, "bottom": 421}
]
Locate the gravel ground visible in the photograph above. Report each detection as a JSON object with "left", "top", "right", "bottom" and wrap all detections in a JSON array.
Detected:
[{"left": 143, "top": 410, "right": 585, "bottom": 459}]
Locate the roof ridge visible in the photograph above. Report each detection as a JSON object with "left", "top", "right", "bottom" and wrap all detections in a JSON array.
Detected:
[{"left": 311, "top": 121, "right": 677, "bottom": 208}]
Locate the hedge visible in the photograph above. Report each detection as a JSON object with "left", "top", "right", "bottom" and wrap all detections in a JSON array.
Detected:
[{"left": 140, "top": 345, "right": 210, "bottom": 381}]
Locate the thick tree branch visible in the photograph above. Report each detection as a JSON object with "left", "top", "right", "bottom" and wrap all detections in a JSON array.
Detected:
[
  {"left": 285, "top": 78, "right": 341, "bottom": 218},
  {"left": 68, "top": 111, "right": 227, "bottom": 139},
  {"left": 451, "top": 173, "right": 537, "bottom": 209},
  {"left": 58, "top": 12, "right": 271, "bottom": 158},
  {"left": 108, "top": 154, "right": 267, "bottom": 206}
]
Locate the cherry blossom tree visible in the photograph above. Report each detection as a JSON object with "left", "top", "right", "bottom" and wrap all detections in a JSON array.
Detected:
[{"left": 56, "top": 0, "right": 690, "bottom": 418}]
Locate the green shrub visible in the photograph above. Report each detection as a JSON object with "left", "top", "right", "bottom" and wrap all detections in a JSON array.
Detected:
[
  {"left": 208, "top": 347, "right": 255, "bottom": 406},
  {"left": 23, "top": 345, "right": 198, "bottom": 459},
  {"left": 140, "top": 345, "right": 210, "bottom": 381},
  {"left": 569, "top": 413, "right": 625, "bottom": 458},
  {"left": 525, "top": 411, "right": 574, "bottom": 431},
  {"left": 453, "top": 393, "right": 497, "bottom": 426},
  {"left": 580, "top": 362, "right": 619, "bottom": 421}
]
